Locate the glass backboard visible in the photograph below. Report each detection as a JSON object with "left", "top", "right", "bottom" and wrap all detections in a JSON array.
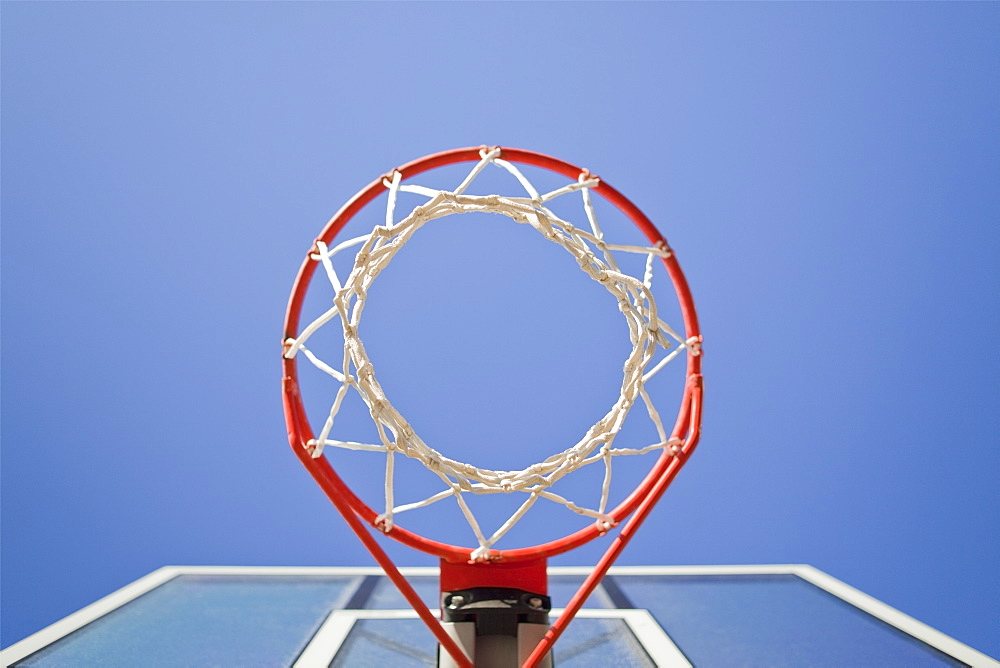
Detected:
[{"left": 2, "top": 565, "right": 996, "bottom": 667}]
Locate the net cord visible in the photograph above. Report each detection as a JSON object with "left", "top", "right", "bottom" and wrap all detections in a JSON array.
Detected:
[{"left": 284, "top": 150, "right": 699, "bottom": 561}]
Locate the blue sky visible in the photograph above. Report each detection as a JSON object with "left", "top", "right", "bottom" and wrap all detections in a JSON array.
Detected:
[{"left": 2, "top": 1, "right": 998, "bottom": 659}]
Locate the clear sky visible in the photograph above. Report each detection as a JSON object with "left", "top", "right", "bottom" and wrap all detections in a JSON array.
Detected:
[{"left": 2, "top": 1, "right": 998, "bottom": 659}]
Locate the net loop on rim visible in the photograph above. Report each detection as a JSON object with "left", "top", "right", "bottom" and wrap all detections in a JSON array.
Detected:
[{"left": 283, "top": 151, "right": 699, "bottom": 561}]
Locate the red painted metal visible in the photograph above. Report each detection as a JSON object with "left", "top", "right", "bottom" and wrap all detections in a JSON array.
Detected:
[
  {"left": 282, "top": 147, "right": 703, "bottom": 666},
  {"left": 440, "top": 558, "right": 548, "bottom": 596}
]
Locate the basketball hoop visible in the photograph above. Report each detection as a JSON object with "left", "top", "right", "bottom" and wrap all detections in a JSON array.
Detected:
[{"left": 282, "top": 147, "right": 703, "bottom": 667}]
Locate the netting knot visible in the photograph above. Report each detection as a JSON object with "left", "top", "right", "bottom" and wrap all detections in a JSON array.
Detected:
[
  {"left": 469, "top": 546, "right": 494, "bottom": 563},
  {"left": 375, "top": 514, "right": 393, "bottom": 532},
  {"left": 406, "top": 203, "right": 429, "bottom": 222},
  {"left": 686, "top": 336, "right": 703, "bottom": 356},
  {"left": 595, "top": 515, "right": 617, "bottom": 533},
  {"left": 370, "top": 398, "right": 389, "bottom": 422},
  {"left": 381, "top": 170, "right": 401, "bottom": 189},
  {"left": 357, "top": 362, "right": 375, "bottom": 382}
]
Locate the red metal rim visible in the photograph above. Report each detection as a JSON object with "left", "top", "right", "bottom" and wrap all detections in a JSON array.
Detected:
[{"left": 282, "top": 147, "right": 703, "bottom": 563}]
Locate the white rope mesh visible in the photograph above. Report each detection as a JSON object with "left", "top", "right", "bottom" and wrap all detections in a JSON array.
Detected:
[{"left": 285, "top": 148, "right": 700, "bottom": 561}]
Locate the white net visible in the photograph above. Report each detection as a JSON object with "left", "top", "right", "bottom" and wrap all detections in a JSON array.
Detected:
[{"left": 284, "top": 148, "right": 700, "bottom": 562}]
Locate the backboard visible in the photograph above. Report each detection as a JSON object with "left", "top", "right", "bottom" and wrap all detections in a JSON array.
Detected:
[{"left": 3, "top": 565, "right": 995, "bottom": 667}]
